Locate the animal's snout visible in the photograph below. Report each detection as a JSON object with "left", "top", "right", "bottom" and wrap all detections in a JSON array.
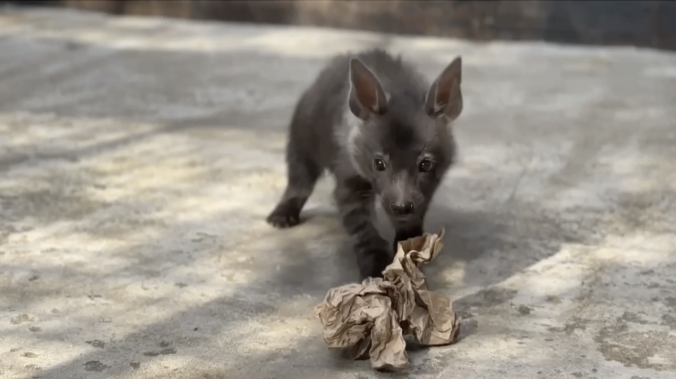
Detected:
[{"left": 389, "top": 201, "right": 414, "bottom": 216}]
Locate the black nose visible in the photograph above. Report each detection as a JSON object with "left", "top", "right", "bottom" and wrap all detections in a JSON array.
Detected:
[{"left": 390, "top": 202, "right": 414, "bottom": 215}]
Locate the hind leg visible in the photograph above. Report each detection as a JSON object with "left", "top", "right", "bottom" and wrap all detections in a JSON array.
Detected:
[{"left": 266, "top": 144, "right": 322, "bottom": 228}]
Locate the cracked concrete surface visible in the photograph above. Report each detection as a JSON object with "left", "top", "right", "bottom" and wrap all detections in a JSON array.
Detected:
[{"left": 1, "top": 7, "right": 676, "bottom": 379}]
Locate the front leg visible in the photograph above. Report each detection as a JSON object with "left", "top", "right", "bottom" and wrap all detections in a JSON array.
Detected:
[
  {"left": 334, "top": 176, "right": 392, "bottom": 280},
  {"left": 393, "top": 224, "right": 424, "bottom": 253}
]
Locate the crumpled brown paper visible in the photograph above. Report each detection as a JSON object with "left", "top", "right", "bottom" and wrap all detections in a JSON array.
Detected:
[{"left": 314, "top": 228, "right": 460, "bottom": 371}]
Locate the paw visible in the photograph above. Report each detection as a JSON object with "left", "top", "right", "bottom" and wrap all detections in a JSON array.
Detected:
[
  {"left": 358, "top": 249, "right": 393, "bottom": 280},
  {"left": 394, "top": 227, "right": 423, "bottom": 251},
  {"left": 266, "top": 203, "right": 301, "bottom": 229}
]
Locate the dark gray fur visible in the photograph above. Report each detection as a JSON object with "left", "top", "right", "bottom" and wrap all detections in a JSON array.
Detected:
[{"left": 267, "top": 48, "right": 463, "bottom": 280}]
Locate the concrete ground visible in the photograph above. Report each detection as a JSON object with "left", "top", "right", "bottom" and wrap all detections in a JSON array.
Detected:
[{"left": 1, "top": 7, "right": 675, "bottom": 379}]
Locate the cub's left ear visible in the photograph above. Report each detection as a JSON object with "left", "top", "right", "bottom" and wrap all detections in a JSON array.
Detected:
[{"left": 425, "top": 56, "right": 463, "bottom": 123}]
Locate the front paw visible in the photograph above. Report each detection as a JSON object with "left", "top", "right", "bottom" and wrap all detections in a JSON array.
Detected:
[
  {"left": 394, "top": 226, "right": 424, "bottom": 251},
  {"left": 357, "top": 248, "right": 393, "bottom": 280},
  {"left": 266, "top": 201, "right": 301, "bottom": 229}
]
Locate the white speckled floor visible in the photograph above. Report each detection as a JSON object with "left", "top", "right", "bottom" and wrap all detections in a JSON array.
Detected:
[{"left": 1, "top": 8, "right": 676, "bottom": 379}]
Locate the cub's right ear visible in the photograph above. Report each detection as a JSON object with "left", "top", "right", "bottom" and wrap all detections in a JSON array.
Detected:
[
  {"left": 348, "top": 58, "right": 388, "bottom": 120},
  {"left": 425, "top": 56, "right": 463, "bottom": 123}
]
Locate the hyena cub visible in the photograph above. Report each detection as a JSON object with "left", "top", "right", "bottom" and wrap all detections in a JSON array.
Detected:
[{"left": 267, "top": 48, "right": 463, "bottom": 280}]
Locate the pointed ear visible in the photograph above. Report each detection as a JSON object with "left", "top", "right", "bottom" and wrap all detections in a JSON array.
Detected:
[
  {"left": 425, "top": 56, "right": 463, "bottom": 122},
  {"left": 348, "top": 58, "right": 388, "bottom": 120}
]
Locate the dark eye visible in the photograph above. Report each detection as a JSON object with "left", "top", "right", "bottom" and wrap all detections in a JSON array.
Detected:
[
  {"left": 419, "top": 159, "right": 434, "bottom": 173},
  {"left": 373, "top": 158, "right": 386, "bottom": 171}
]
